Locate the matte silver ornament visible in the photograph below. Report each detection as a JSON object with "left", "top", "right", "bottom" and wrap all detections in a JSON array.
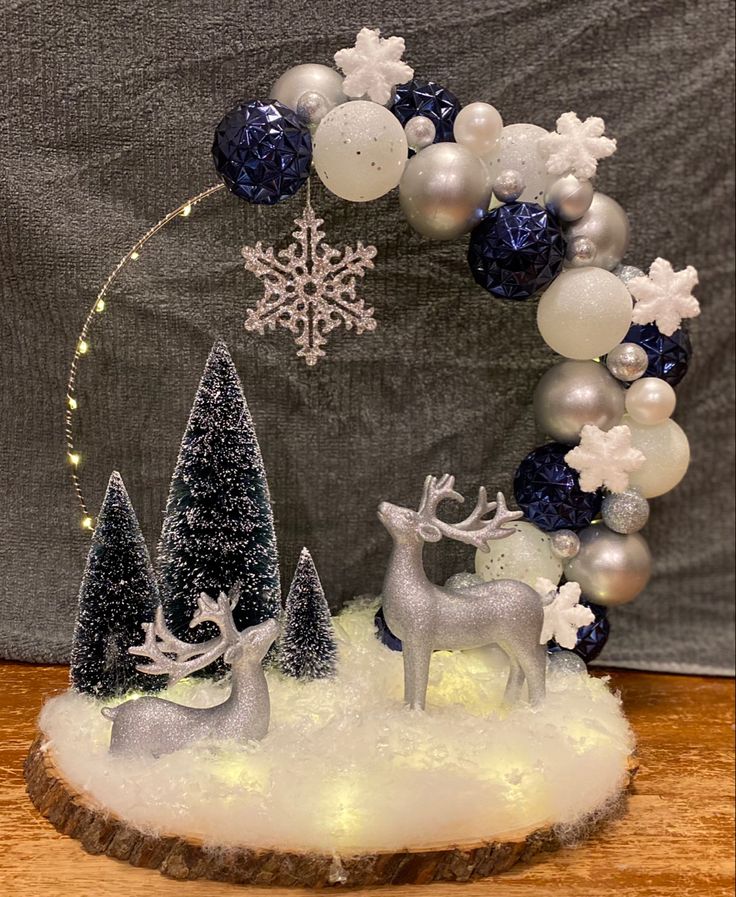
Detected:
[
  {"left": 296, "top": 90, "right": 331, "bottom": 127},
  {"left": 492, "top": 169, "right": 525, "bottom": 203},
  {"left": 271, "top": 63, "right": 346, "bottom": 113},
  {"left": 399, "top": 142, "right": 493, "bottom": 240},
  {"left": 563, "top": 192, "right": 630, "bottom": 271},
  {"left": 102, "top": 585, "right": 279, "bottom": 757},
  {"left": 403, "top": 115, "right": 436, "bottom": 151},
  {"left": 550, "top": 529, "right": 581, "bottom": 559},
  {"left": 605, "top": 342, "right": 649, "bottom": 382},
  {"left": 601, "top": 489, "right": 650, "bottom": 534},
  {"left": 533, "top": 359, "right": 625, "bottom": 444},
  {"left": 564, "top": 525, "right": 652, "bottom": 606},
  {"left": 544, "top": 174, "right": 594, "bottom": 222}
]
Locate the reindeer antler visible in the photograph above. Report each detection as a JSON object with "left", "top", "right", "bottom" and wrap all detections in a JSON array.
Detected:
[{"left": 417, "top": 474, "right": 464, "bottom": 517}]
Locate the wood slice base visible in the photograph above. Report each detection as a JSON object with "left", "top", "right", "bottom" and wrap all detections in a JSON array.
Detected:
[{"left": 25, "top": 735, "right": 638, "bottom": 888}]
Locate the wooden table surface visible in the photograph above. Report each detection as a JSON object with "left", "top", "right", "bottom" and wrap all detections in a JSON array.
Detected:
[{"left": 0, "top": 663, "right": 733, "bottom": 897}]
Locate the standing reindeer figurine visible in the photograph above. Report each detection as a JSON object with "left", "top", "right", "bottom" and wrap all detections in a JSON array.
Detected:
[
  {"left": 101, "top": 584, "right": 279, "bottom": 757},
  {"left": 378, "top": 475, "right": 550, "bottom": 711}
]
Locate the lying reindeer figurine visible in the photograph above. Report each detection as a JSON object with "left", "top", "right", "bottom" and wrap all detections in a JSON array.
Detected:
[
  {"left": 101, "top": 584, "right": 279, "bottom": 757},
  {"left": 378, "top": 475, "right": 549, "bottom": 711}
]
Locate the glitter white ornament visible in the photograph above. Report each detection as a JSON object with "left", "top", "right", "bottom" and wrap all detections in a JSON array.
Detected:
[
  {"left": 564, "top": 424, "right": 646, "bottom": 493},
  {"left": 486, "top": 123, "right": 554, "bottom": 203},
  {"left": 474, "top": 520, "right": 563, "bottom": 588},
  {"left": 625, "top": 377, "right": 677, "bottom": 425},
  {"left": 623, "top": 415, "right": 691, "bottom": 498},
  {"left": 452, "top": 102, "right": 504, "bottom": 161},
  {"left": 242, "top": 199, "right": 377, "bottom": 365},
  {"left": 535, "top": 578, "right": 594, "bottom": 649},
  {"left": 628, "top": 257, "right": 701, "bottom": 336},
  {"left": 334, "top": 28, "right": 413, "bottom": 105},
  {"left": 539, "top": 112, "right": 617, "bottom": 180},
  {"left": 313, "top": 101, "right": 408, "bottom": 201}
]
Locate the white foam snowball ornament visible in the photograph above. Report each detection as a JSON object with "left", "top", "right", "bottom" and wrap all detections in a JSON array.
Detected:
[
  {"left": 475, "top": 520, "right": 563, "bottom": 588},
  {"left": 271, "top": 63, "right": 347, "bottom": 113},
  {"left": 624, "top": 377, "right": 677, "bottom": 425},
  {"left": 487, "top": 123, "right": 553, "bottom": 203},
  {"left": 453, "top": 102, "right": 503, "bottom": 161},
  {"left": 537, "top": 268, "right": 633, "bottom": 359},
  {"left": 623, "top": 414, "right": 690, "bottom": 497},
  {"left": 313, "top": 101, "right": 408, "bottom": 202}
]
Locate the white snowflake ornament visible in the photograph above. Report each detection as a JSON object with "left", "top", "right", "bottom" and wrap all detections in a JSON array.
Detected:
[
  {"left": 536, "top": 578, "right": 595, "bottom": 649},
  {"left": 539, "top": 112, "right": 617, "bottom": 180},
  {"left": 628, "top": 257, "right": 700, "bottom": 336},
  {"left": 565, "top": 424, "right": 646, "bottom": 493},
  {"left": 334, "top": 27, "right": 413, "bottom": 105}
]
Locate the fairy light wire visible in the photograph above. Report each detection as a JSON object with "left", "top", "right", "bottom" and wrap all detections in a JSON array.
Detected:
[{"left": 65, "top": 182, "right": 225, "bottom": 530}]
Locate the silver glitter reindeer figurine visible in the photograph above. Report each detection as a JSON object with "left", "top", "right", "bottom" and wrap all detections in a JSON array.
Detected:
[
  {"left": 378, "top": 475, "right": 548, "bottom": 711},
  {"left": 101, "top": 584, "right": 279, "bottom": 757}
]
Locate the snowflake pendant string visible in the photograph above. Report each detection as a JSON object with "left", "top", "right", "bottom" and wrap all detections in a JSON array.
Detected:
[{"left": 241, "top": 191, "right": 378, "bottom": 365}]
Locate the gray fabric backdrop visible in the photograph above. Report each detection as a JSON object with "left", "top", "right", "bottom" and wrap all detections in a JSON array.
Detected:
[{"left": 1, "top": 0, "right": 734, "bottom": 674}]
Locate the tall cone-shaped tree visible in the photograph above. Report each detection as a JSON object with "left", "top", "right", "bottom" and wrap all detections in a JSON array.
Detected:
[
  {"left": 279, "top": 548, "right": 337, "bottom": 680},
  {"left": 157, "top": 341, "right": 280, "bottom": 674},
  {"left": 70, "top": 471, "right": 161, "bottom": 697}
]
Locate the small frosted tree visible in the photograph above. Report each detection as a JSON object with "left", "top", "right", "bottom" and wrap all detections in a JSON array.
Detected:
[
  {"left": 280, "top": 548, "right": 338, "bottom": 680},
  {"left": 157, "top": 340, "right": 280, "bottom": 675},
  {"left": 70, "top": 471, "right": 161, "bottom": 697}
]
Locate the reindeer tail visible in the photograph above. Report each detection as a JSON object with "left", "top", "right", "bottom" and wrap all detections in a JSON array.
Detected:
[{"left": 100, "top": 706, "right": 119, "bottom": 721}]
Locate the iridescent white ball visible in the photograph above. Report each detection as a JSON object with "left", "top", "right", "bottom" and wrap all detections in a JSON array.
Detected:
[
  {"left": 492, "top": 169, "right": 525, "bottom": 203},
  {"left": 601, "top": 489, "right": 650, "bottom": 534},
  {"left": 487, "top": 123, "right": 553, "bottom": 203},
  {"left": 623, "top": 415, "right": 690, "bottom": 497},
  {"left": 399, "top": 142, "right": 493, "bottom": 240},
  {"left": 544, "top": 174, "right": 594, "bottom": 222},
  {"left": 606, "top": 343, "right": 649, "bottom": 382},
  {"left": 404, "top": 115, "right": 436, "bottom": 151},
  {"left": 550, "top": 529, "right": 581, "bottom": 559},
  {"left": 533, "top": 359, "right": 625, "bottom": 444},
  {"left": 564, "top": 525, "right": 652, "bottom": 606},
  {"left": 563, "top": 193, "right": 631, "bottom": 271},
  {"left": 296, "top": 91, "right": 331, "bottom": 127},
  {"left": 452, "top": 102, "right": 504, "bottom": 161},
  {"left": 313, "top": 101, "right": 408, "bottom": 202},
  {"left": 475, "top": 520, "right": 563, "bottom": 588},
  {"left": 537, "top": 268, "right": 633, "bottom": 360},
  {"left": 625, "top": 378, "right": 677, "bottom": 425},
  {"left": 271, "top": 63, "right": 346, "bottom": 112}
]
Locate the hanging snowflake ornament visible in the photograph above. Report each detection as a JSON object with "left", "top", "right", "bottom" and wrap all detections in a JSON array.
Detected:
[
  {"left": 565, "top": 424, "right": 646, "bottom": 494},
  {"left": 334, "top": 27, "right": 414, "bottom": 105},
  {"left": 628, "top": 257, "right": 700, "bottom": 336},
  {"left": 535, "top": 578, "right": 595, "bottom": 649},
  {"left": 242, "top": 198, "right": 377, "bottom": 365},
  {"left": 539, "top": 112, "right": 617, "bottom": 180}
]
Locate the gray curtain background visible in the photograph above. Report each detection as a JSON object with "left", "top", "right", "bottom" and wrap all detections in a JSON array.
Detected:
[{"left": 1, "top": 0, "right": 734, "bottom": 674}]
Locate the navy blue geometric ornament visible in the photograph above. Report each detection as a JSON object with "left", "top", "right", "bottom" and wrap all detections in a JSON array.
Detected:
[
  {"left": 212, "top": 99, "right": 312, "bottom": 204},
  {"left": 468, "top": 203, "right": 566, "bottom": 300},
  {"left": 391, "top": 78, "right": 461, "bottom": 145},
  {"left": 616, "top": 323, "right": 692, "bottom": 387},
  {"left": 548, "top": 601, "right": 610, "bottom": 664},
  {"left": 374, "top": 606, "right": 402, "bottom": 652},
  {"left": 514, "top": 442, "right": 602, "bottom": 532}
]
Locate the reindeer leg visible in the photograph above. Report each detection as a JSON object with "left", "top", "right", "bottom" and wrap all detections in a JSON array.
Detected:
[
  {"left": 403, "top": 640, "right": 432, "bottom": 710},
  {"left": 516, "top": 643, "right": 547, "bottom": 706},
  {"left": 502, "top": 649, "right": 525, "bottom": 706}
]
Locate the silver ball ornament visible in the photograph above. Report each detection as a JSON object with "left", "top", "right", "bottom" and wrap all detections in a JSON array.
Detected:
[
  {"left": 533, "top": 360, "right": 625, "bottom": 444},
  {"left": 296, "top": 90, "right": 331, "bottom": 127},
  {"left": 550, "top": 529, "right": 581, "bottom": 560},
  {"left": 563, "top": 193, "right": 631, "bottom": 271},
  {"left": 547, "top": 650, "right": 587, "bottom": 676},
  {"left": 601, "top": 489, "right": 650, "bottom": 534},
  {"left": 564, "top": 525, "right": 652, "bottom": 606},
  {"left": 271, "top": 63, "right": 346, "bottom": 113},
  {"left": 605, "top": 343, "right": 649, "bottom": 382},
  {"left": 567, "top": 235, "right": 597, "bottom": 264},
  {"left": 615, "top": 264, "right": 645, "bottom": 286},
  {"left": 492, "top": 169, "right": 526, "bottom": 203},
  {"left": 404, "top": 115, "right": 436, "bottom": 151},
  {"left": 399, "top": 142, "right": 493, "bottom": 240},
  {"left": 625, "top": 377, "right": 677, "bottom": 425},
  {"left": 544, "top": 174, "right": 594, "bottom": 222}
]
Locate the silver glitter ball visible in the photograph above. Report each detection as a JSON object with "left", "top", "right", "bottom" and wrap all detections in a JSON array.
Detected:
[
  {"left": 564, "top": 525, "right": 652, "bottom": 606},
  {"left": 544, "top": 174, "right": 594, "bottom": 222},
  {"left": 601, "top": 489, "right": 650, "bottom": 534},
  {"left": 404, "top": 115, "right": 437, "bottom": 151},
  {"left": 614, "top": 264, "right": 645, "bottom": 286},
  {"left": 550, "top": 529, "right": 581, "bottom": 560},
  {"left": 567, "top": 235, "right": 597, "bottom": 264},
  {"left": 445, "top": 571, "right": 484, "bottom": 590},
  {"left": 563, "top": 192, "right": 630, "bottom": 271},
  {"left": 296, "top": 90, "right": 331, "bottom": 127},
  {"left": 492, "top": 169, "right": 526, "bottom": 203},
  {"left": 605, "top": 342, "right": 649, "bottom": 382},
  {"left": 547, "top": 649, "right": 587, "bottom": 676}
]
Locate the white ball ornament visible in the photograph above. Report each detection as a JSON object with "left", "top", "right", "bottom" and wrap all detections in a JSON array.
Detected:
[
  {"left": 312, "top": 101, "right": 408, "bottom": 202},
  {"left": 625, "top": 378, "right": 677, "bottom": 425},
  {"left": 624, "top": 414, "right": 690, "bottom": 497},
  {"left": 475, "top": 520, "right": 563, "bottom": 588},
  {"left": 453, "top": 102, "right": 504, "bottom": 160},
  {"left": 271, "top": 63, "right": 346, "bottom": 113},
  {"left": 399, "top": 142, "right": 493, "bottom": 240},
  {"left": 487, "top": 123, "right": 554, "bottom": 203},
  {"left": 537, "top": 268, "right": 633, "bottom": 360}
]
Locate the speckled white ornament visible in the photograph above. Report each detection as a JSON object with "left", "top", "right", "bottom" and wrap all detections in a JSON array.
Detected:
[
  {"left": 625, "top": 377, "right": 677, "bottom": 425},
  {"left": 313, "top": 101, "right": 408, "bottom": 202},
  {"left": 623, "top": 415, "right": 690, "bottom": 497},
  {"left": 537, "top": 268, "right": 633, "bottom": 360},
  {"left": 487, "top": 123, "right": 554, "bottom": 204},
  {"left": 453, "top": 102, "right": 504, "bottom": 161},
  {"left": 475, "top": 520, "right": 563, "bottom": 588},
  {"left": 271, "top": 63, "right": 346, "bottom": 113}
]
